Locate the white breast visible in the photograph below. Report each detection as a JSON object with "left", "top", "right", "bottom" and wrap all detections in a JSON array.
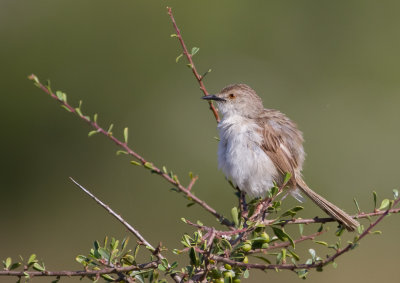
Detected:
[{"left": 217, "top": 115, "right": 278, "bottom": 197}]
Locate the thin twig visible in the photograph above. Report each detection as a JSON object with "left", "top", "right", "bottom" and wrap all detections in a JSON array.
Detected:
[
  {"left": 28, "top": 74, "right": 232, "bottom": 228},
  {"left": 0, "top": 261, "right": 158, "bottom": 278},
  {"left": 267, "top": 207, "right": 400, "bottom": 226},
  {"left": 69, "top": 178, "right": 182, "bottom": 283},
  {"left": 167, "top": 7, "right": 220, "bottom": 122},
  {"left": 187, "top": 176, "right": 199, "bottom": 191},
  {"left": 70, "top": 178, "right": 155, "bottom": 249}
]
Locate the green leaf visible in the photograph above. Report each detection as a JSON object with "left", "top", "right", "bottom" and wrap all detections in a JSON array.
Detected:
[
  {"left": 379, "top": 199, "right": 390, "bottom": 210},
  {"left": 56, "top": 91, "right": 64, "bottom": 101},
  {"left": 299, "top": 223, "right": 304, "bottom": 236},
  {"left": 75, "top": 107, "right": 83, "bottom": 117},
  {"left": 297, "top": 269, "right": 308, "bottom": 279},
  {"left": 121, "top": 237, "right": 129, "bottom": 251},
  {"left": 191, "top": 47, "right": 200, "bottom": 56},
  {"left": 4, "top": 257, "right": 11, "bottom": 269},
  {"left": 33, "top": 262, "right": 45, "bottom": 272},
  {"left": 268, "top": 186, "right": 279, "bottom": 198},
  {"left": 101, "top": 274, "right": 115, "bottom": 281},
  {"left": 371, "top": 230, "right": 382, "bottom": 235},
  {"left": 186, "top": 202, "right": 195, "bottom": 207},
  {"left": 373, "top": 191, "right": 377, "bottom": 209},
  {"left": 332, "top": 262, "right": 338, "bottom": 268},
  {"left": 314, "top": 241, "right": 328, "bottom": 246},
  {"left": 27, "top": 254, "right": 37, "bottom": 265},
  {"left": 10, "top": 262, "right": 21, "bottom": 270},
  {"left": 283, "top": 172, "right": 292, "bottom": 185},
  {"left": 130, "top": 160, "right": 142, "bottom": 166},
  {"left": 144, "top": 162, "right": 153, "bottom": 170},
  {"left": 393, "top": 189, "right": 399, "bottom": 200},
  {"left": 98, "top": 247, "right": 110, "bottom": 260},
  {"left": 220, "top": 238, "right": 232, "bottom": 251},
  {"left": 107, "top": 124, "right": 114, "bottom": 134},
  {"left": 61, "top": 105, "right": 72, "bottom": 112},
  {"left": 243, "top": 269, "right": 250, "bottom": 279},
  {"left": 335, "top": 226, "right": 345, "bottom": 237},
  {"left": 292, "top": 206, "right": 304, "bottom": 212},
  {"left": 176, "top": 54, "right": 183, "bottom": 63},
  {"left": 189, "top": 248, "right": 198, "bottom": 266},
  {"left": 116, "top": 150, "right": 128, "bottom": 156},
  {"left": 170, "top": 34, "right": 178, "bottom": 37},
  {"left": 123, "top": 127, "right": 128, "bottom": 144},
  {"left": 133, "top": 244, "right": 140, "bottom": 260},
  {"left": 201, "top": 69, "right": 212, "bottom": 80},
  {"left": 272, "top": 227, "right": 294, "bottom": 248},
  {"left": 76, "top": 255, "right": 88, "bottom": 264},
  {"left": 309, "top": 249, "right": 316, "bottom": 261},
  {"left": 88, "top": 130, "right": 98, "bottom": 137},
  {"left": 287, "top": 249, "right": 300, "bottom": 261},
  {"left": 280, "top": 206, "right": 303, "bottom": 218},
  {"left": 93, "top": 113, "right": 98, "bottom": 123},
  {"left": 353, "top": 198, "right": 361, "bottom": 213},
  {"left": 254, "top": 256, "right": 271, "bottom": 264},
  {"left": 231, "top": 207, "right": 239, "bottom": 227},
  {"left": 158, "top": 263, "right": 167, "bottom": 271}
]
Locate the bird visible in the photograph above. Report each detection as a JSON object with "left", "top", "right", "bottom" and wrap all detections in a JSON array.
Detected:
[{"left": 202, "top": 83, "right": 359, "bottom": 231}]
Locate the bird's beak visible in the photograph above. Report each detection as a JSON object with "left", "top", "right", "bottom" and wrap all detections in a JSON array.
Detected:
[{"left": 202, "top": 94, "right": 226, "bottom": 102}]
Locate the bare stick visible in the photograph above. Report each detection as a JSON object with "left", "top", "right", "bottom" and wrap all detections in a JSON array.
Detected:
[
  {"left": 28, "top": 74, "right": 232, "bottom": 228},
  {"left": 69, "top": 178, "right": 181, "bottom": 283},
  {"left": 167, "top": 7, "right": 220, "bottom": 122},
  {"left": 70, "top": 178, "right": 155, "bottom": 249}
]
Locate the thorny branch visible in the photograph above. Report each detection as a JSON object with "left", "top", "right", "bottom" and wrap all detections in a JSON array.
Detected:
[
  {"left": 196, "top": 197, "right": 400, "bottom": 272},
  {"left": 267, "top": 207, "right": 400, "bottom": 226},
  {"left": 27, "top": 74, "right": 233, "bottom": 228},
  {"left": 167, "top": 7, "right": 220, "bottom": 123},
  {"left": 0, "top": 261, "right": 158, "bottom": 280}
]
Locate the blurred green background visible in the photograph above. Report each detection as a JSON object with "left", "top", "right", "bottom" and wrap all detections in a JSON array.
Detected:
[{"left": 1, "top": 0, "right": 400, "bottom": 282}]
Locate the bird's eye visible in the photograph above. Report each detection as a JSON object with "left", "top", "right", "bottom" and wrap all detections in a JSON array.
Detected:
[{"left": 229, "top": 93, "right": 235, "bottom": 99}]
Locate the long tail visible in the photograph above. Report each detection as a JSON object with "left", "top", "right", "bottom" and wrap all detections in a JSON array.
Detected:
[{"left": 296, "top": 179, "right": 359, "bottom": 231}]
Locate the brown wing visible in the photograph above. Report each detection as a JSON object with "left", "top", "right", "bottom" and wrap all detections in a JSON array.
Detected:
[{"left": 256, "top": 109, "right": 304, "bottom": 187}]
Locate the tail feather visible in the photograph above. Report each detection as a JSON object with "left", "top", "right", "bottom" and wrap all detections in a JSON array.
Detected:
[{"left": 296, "top": 179, "right": 359, "bottom": 231}]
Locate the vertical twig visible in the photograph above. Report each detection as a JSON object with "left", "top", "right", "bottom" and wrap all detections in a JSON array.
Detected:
[{"left": 167, "top": 7, "right": 220, "bottom": 122}]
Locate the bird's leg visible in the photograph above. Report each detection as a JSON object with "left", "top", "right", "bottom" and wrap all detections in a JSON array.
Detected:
[{"left": 237, "top": 187, "right": 248, "bottom": 218}]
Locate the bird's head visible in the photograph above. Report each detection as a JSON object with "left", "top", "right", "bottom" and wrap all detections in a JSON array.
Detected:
[{"left": 202, "top": 84, "right": 264, "bottom": 118}]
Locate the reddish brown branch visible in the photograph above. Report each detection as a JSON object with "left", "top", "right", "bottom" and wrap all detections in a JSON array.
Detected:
[
  {"left": 187, "top": 176, "right": 199, "bottom": 191},
  {"left": 28, "top": 74, "right": 232, "bottom": 228},
  {"left": 267, "top": 207, "right": 400, "bottom": 226},
  {"left": 0, "top": 261, "right": 158, "bottom": 278},
  {"left": 167, "top": 7, "right": 220, "bottom": 122},
  {"left": 209, "top": 197, "right": 400, "bottom": 271}
]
